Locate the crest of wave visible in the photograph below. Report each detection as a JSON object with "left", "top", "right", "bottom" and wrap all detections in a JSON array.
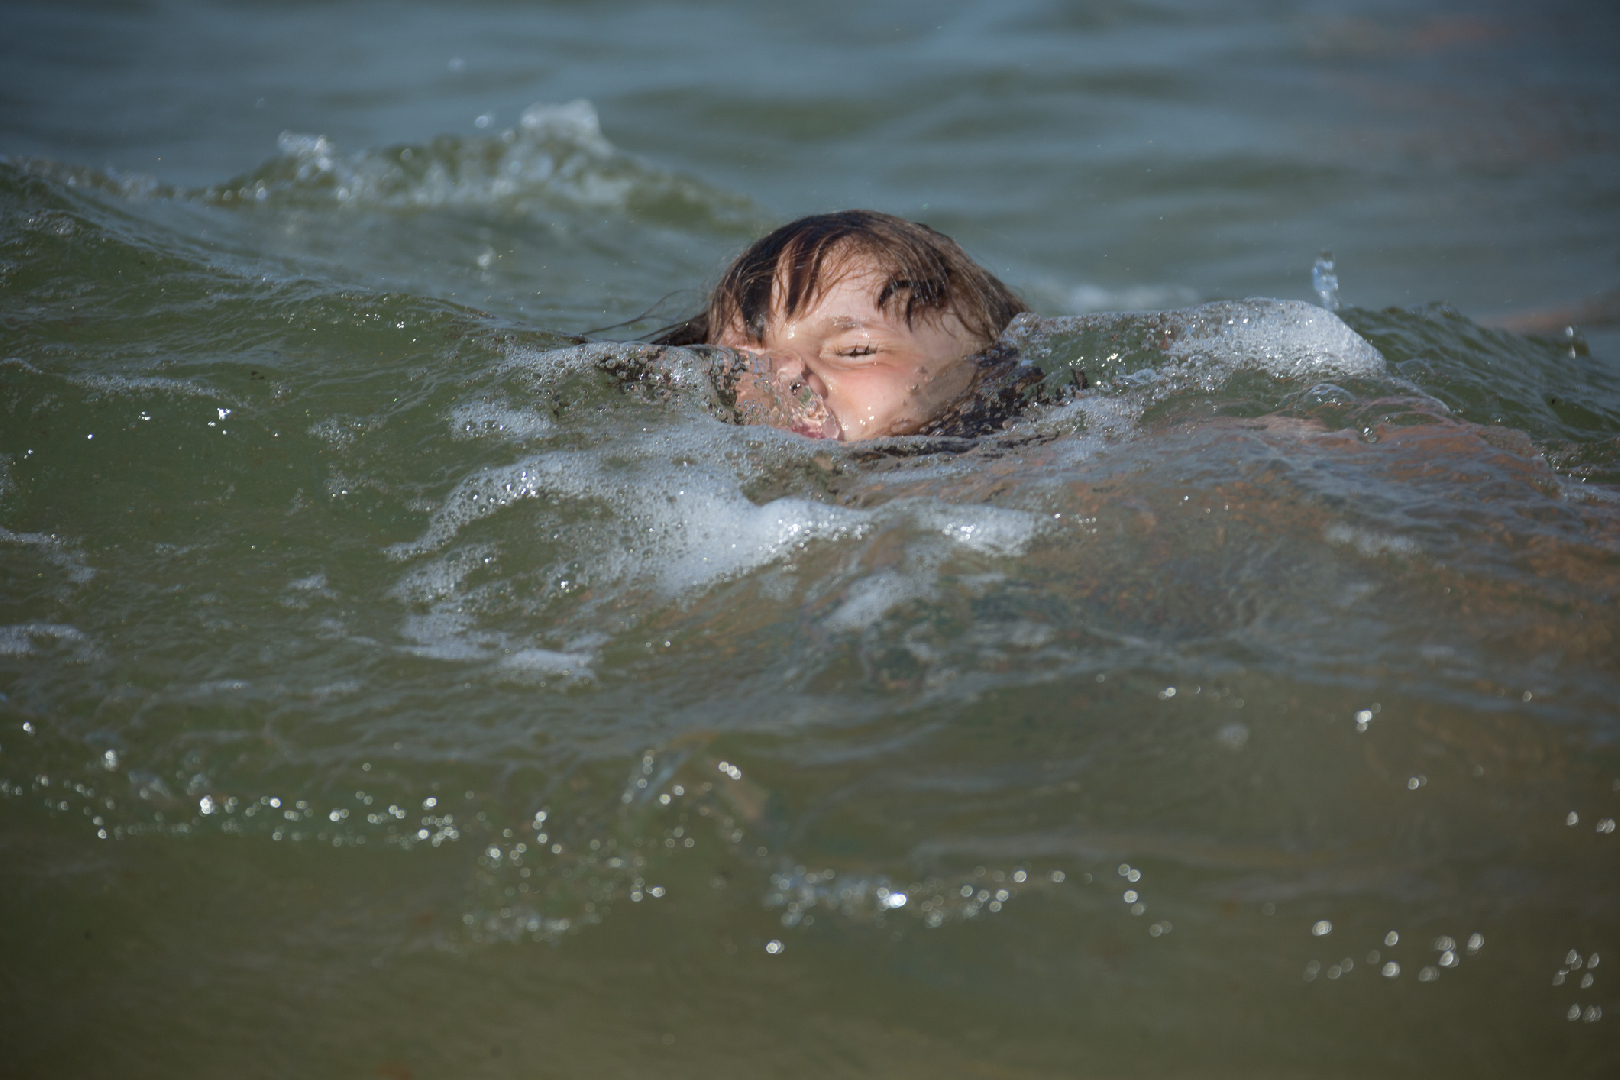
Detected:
[
  {"left": 204, "top": 99, "right": 755, "bottom": 219},
  {"left": 1006, "top": 299, "right": 1384, "bottom": 386}
]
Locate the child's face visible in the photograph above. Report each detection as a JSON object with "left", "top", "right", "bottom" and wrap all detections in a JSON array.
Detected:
[{"left": 718, "top": 263, "right": 982, "bottom": 441}]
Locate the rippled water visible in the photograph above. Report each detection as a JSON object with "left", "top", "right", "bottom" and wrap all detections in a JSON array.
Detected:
[{"left": 3, "top": 1, "right": 1619, "bottom": 1076}]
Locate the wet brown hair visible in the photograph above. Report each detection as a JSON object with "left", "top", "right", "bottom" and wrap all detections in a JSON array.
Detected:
[{"left": 651, "top": 210, "right": 1029, "bottom": 348}]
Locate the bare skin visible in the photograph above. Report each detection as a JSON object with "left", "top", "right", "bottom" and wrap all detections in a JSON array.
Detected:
[{"left": 717, "top": 263, "right": 984, "bottom": 441}]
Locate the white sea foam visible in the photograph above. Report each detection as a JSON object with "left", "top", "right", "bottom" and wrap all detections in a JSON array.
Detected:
[
  {"left": 226, "top": 100, "right": 754, "bottom": 221},
  {"left": 392, "top": 441, "right": 1044, "bottom": 599},
  {"left": 824, "top": 571, "right": 928, "bottom": 632},
  {"left": 393, "top": 582, "right": 600, "bottom": 681},
  {"left": 1324, "top": 523, "right": 1420, "bottom": 558},
  {"left": 1, "top": 358, "right": 227, "bottom": 404},
  {"left": 500, "top": 648, "right": 597, "bottom": 678},
  {"left": 71, "top": 373, "right": 226, "bottom": 401},
  {"left": 399, "top": 612, "right": 504, "bottom": 661},
  {"left": 0, "top": 622, "right": 88, "bottom": 656},
  {"left": 389, "top": 544, "right": 498, "bottom": 604},
  {"left": 308, "top": 415, "right": 379, "bottom": 450},
  {"left": 1166, "top": 299, "right": 1385, "bottom": 381},
  {"left": 385, "top": 405, "right": 1050, "bottom": 658},
  {"left": 447, "top": 403, "right": 553, "bottom": 442},
  {"left": 913, "top": 501, "right": 1041, "bottom": 558},
  {"left": 820, "top": 502, "right": 1045, "bottom": 632},
  {"left": 1008, "top": 298, "right": 1385, "bottom": 394},
  {"left": 0, "top": 526, "right": 97, "bottom": 584}
]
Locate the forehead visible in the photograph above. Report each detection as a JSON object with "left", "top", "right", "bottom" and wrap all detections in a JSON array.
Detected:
[
  {"left": 787, "top": 267, "right": 884, "bottom": 312},
  {"left": 771, "top": 251, "right": 908, "bottom": 320}
]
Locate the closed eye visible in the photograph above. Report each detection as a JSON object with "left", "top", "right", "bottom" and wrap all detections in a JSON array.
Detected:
[{"left": 836, "top": 344, "right": 879, "bottom": 358}]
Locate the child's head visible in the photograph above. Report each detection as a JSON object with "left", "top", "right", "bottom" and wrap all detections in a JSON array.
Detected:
[{"left": 658, "top": 211, "right": 1028, "bottom": 441}]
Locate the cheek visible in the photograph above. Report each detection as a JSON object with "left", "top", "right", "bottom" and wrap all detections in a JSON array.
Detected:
[{"left": 825, "top": 368, "right": 920, "bottom": 419}]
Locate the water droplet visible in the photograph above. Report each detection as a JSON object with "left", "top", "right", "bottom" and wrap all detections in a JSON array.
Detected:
[{"left": 1312, "top": 251, "right": 1340, "bottom": 311}]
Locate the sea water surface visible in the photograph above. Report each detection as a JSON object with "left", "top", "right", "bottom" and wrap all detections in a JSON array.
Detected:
[{"left": 3, "top": 1, "right": 1619, "bottom": 1077}]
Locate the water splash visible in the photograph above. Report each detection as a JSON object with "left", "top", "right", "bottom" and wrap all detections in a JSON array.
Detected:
[
  {"left": 1313, "top": 249, "right": 1340, "bottom": 311},
  {"left": 3, "top": 100, "right": 760, "bottom": 230}
]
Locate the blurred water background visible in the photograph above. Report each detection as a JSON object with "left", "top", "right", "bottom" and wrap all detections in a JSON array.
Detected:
[{"left": 2, "top": 1, "right": 1618, "bottom": 1076}]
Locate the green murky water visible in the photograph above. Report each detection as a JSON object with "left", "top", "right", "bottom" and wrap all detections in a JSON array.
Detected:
[{"left": 3, "top": 1, "right": 1618, "bottom": 1076}]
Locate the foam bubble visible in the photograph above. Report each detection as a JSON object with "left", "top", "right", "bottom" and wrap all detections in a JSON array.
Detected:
[
  {"left": 821, "top": 503, "right": 1045, "bottom": 632},
  {"left": 824, "top": 571, "right": 927, "bottom": 632},
  {"left": 500, "top": 648, "right": 597, "bottom": 679},
  {"left": 914, "top": 502, "right": 1041, "bottom": 557},
  {"left": 207, "top": 100, "right": 754, "bottom": 221},
  {"left": 1166, "top": 299, "right": 1385, "bottom": 381},
  {"left": 308, "top": 415, "right": 376, "bottom": 450},
  {"left": 398, "top": 612, "right": 501, "bottom": 661},
  {"left": 1004, "top": 298, "right": 1385, "bottom": 396},
  {"left": 0, "top": 622, "right": 88, "bottom": 657},
  {"left": 66, "top": 372, "right": 226, "bottom": 401},
  {"left": 389, "top": 544, "right": 497, "bottom": 603},
  {"left": 0, "top": 526, "right": 97, "bottom": 584},
  {"left": 447, "top": 403, "right": 553, "bottom": 442},
  {"left": 1324, "top": 523, "right": 1421, "bottom": 558}
]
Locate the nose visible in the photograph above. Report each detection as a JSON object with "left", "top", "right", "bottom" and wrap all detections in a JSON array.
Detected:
[
  {"left": 747, "top": 350, "right": 841, "bottom": 440},
  {"left": 762, "top": 351, "right": 828, "bottom": 402}
]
